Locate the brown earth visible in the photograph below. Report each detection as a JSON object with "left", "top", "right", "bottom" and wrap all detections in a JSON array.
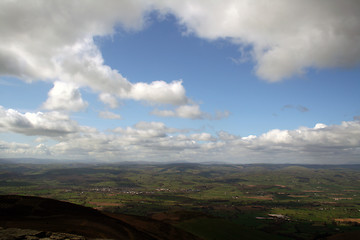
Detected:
[
  {"left": 0, "top": 195, "right": 201, "bottom": 240},
  {"left": 334, "top": 218, "right": 360, "bottom": 224},
  {"left": 303, "top": 190, "right": 323, "bottom": 193},
  {"left": 89, "top": 201, "right": 124, "bottom": 207},
  {"left": 245, "top": 195, "right": 273, "bottom": 200},
  {"left": 333, "top": 197, "right": 353, "bottom": 200},
  {"left": 288, "top": 195, "right": 309, "bottom": 198}
]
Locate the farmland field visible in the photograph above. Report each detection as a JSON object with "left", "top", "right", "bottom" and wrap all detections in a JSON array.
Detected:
[{"left": 1, "top": 161, "right": 360, "bottom": 239}]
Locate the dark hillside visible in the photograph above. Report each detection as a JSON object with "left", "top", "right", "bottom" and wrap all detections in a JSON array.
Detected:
[{"left": 0, "top": 195, "right": 201, "bottom": 240}]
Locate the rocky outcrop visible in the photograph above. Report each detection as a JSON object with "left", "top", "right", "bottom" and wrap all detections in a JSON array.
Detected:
[{"left": 0, "top": 227, "right": 86, "bottom": 240}]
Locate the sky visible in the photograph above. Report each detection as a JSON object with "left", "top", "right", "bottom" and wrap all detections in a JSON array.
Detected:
[{"left": 0, "top": 0, "right": 360, "bottom": 164}]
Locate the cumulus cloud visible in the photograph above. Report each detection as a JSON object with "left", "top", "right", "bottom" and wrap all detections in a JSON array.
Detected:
[
  {"left": 0, "top": 1, "right": 147, "bottom": 80},
  {"left": 190, "top": 133, "right": 216, "bottom": 142},
  {"left": 155, "top": 0, "right": 360, "bottom": 81},
  {"left": 127, "top": 80, "right": 188, "bottom": 105},
  {"left": 0, "top": 1, "right": 358, "bottom": 163},
  {"left": 99, "top": 93, "right": 119, "bottom": 109},
  {"left": 98, "top": 111, "right": 122, "bottom": 119},
  {"left": 151, "top": 105, "right": 204, "bottom": 119},
  {"left": 113, "top": 121, "right": 178, "bottom": 139},
  {"left": 175, "top": 105, "right": 204, "bottom": 119},
  {"left": 53, "top": 120, "right": 360, "bottom": 163},
  {"left": 1, "top": 0, "right": 356, "bottom": 111},
  {"left": 42, "top": 81, "right": 88, "bottom": 112},
  {"left": 1, "top": 113, "right": 359, "bottom": 163},
  {"left": 0, "top": 140, "right": 52, "bottom": 158},
  {"left": 238, "top": 121, "right": 360, "bottom": 159},
  {"left": 0, "top": 106, "right": 82, "bottom": 137},
  {"left": 0, "top": 0, "right": 188, "bottom": 107}
]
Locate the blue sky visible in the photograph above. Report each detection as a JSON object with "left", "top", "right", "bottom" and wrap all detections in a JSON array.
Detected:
[{"left": 0, "top": 1, "right": 359, "bottom": 163}]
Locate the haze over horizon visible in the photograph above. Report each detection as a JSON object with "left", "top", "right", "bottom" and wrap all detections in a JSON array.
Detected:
[{"left": 0, "top": 0, "right": 359, "bottom": 164}]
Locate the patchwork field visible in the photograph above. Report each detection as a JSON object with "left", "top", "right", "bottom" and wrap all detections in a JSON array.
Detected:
[{"left": 0, "top": 161, "right": 360, "bottom": 239}]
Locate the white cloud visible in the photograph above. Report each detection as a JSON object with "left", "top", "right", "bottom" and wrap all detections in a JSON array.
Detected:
[
  {"left": 99, "top": 93, "right": 119, "bottom": 109},
  {"left": 0, "top": 140, "right": 52, "bottom": 158},
  {"left": 245, "top": 121, "right": 360, "bottom": 160},
  {"left": 314, "top": 123, "right": 327, "bottom": 130},
  {"left": 152, "top": 105, "right": 230, "bottom": 120},
  {"left": 190, "top": 133, "right": 215, "bottom": 142},
  {"left": 127, "top": 80, "right": 188, "bottom": 105},
  {"left": 113, "top": 121, "right": 176, "bottom": 139},
  {"left": 151, "top": 105, "right": 204, "bottom": 119},
  {"left": 99, "top": 111, "right": 122, "bottom": 119},
  {"left": 0, "top": 1, "right": 147, "bottom": 81},
  {"left": 42, "top": 81, "right": 88, "bottom": 112},
  {"left": 155, "top": 0, "right": 360, "bottom": 81},
  {"left": 0, "top": 0, "right": 188, "bottom": 107},
  {"left": 0, "top": 106, "right": 81, "bottom": 137},
  {"left": 66, "top": 120, "right": 360, "bottom": 163},
  {"left": 0, "top": 0, "right": 358, "bottom": 110},
  {"left": 54, "top": 37, "right": 189, "bottom": 106},
  {"left": 0, "top": 1, "right": 358, "bottom": 163},
  {"left": 175, "top": 105, "right": 204, "bottom": 119},
  {"left": 151, "top": 109, "right": 176, "bottom": 118},
  {"left": 2, "top": 115, "right": 359, "bottom": 163}
]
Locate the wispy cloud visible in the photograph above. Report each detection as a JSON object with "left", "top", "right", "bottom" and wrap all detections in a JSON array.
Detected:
[
  {"left": 98, "top": 111, "right": 122, "bottom": 120},
  {"left": 282, "top": 105, "right": 309, "bottom": 113},
  {"left": 151, "top": 105, "right": 204, "bottom": 119},
  {"left": 151, "top": 105, "right": 230, "bottom": 120}
]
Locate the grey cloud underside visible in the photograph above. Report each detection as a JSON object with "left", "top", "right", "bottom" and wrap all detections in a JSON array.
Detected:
[
  {"left": 0, "top": 0, "right": 358, "bottom": 110},
  {"left": 0, "top": 0, "right": 189, "bottom": 113},
  {"left": 0, "top": 107, "right": 82, "bottom": 137},
  {"left": 0, "top": 0, "right": 357, "bottom": 123},
  {"left": 156, "top": 0, "right": 360, "bottom": 81}
]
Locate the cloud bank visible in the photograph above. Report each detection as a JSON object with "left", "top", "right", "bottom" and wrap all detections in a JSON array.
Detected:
[{"left": 1, "top": 105, "right": 359, "bottom": 163}]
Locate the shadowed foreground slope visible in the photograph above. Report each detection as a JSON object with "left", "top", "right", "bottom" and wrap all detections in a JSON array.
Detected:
[{"left": 0, "top": 195, "right": 201, "bottom": 240}]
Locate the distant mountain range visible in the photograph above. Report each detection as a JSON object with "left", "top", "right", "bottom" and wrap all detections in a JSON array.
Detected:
[{"left": 1, "top": 158, "right": 360, "bottom": 169}]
